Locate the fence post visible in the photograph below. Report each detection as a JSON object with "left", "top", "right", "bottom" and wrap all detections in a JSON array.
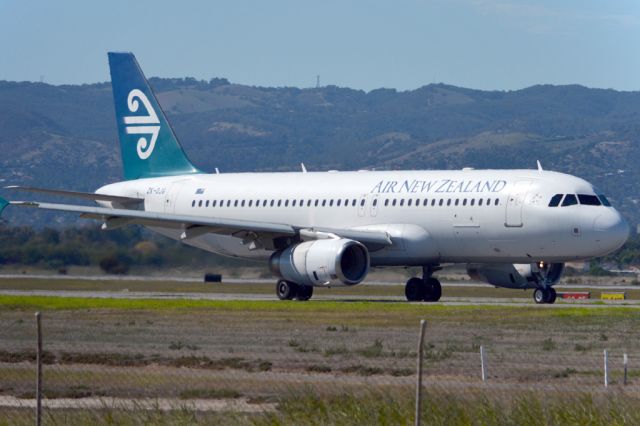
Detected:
[
  {"left": 415, "top": 319, "right": 427, "bottom": 426},
  {"left": 624, "top": 353, "right": 628, "bottom": 386},
  {"left": 480, "top": 345, "right": 486, "bottom": 382},
  {"left": 604, "top": 350, "right": 608, "bottom": 388},
  {"left": 35, "top": 312, "right": 42, "bottom": 426}
]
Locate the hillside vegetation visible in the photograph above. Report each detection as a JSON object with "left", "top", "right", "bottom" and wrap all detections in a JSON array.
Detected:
[{"left": 0, "top": 78, "right": 639, "bottom": 226}]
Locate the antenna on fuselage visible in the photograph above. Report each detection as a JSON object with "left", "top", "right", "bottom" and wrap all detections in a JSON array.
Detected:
[
  {"left": 215, "top": 168, "right": 220, "bottom": 174},
  {"left": 300, "top": 163, "right": 307, "bottom": 173},
  {"left": 536, "top": 160, "right": 543, "bottom": 172}
]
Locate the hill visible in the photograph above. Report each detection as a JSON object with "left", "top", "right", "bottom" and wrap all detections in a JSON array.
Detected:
[{"left": 0, "top": 78, "right": 639, "bottom": 227}]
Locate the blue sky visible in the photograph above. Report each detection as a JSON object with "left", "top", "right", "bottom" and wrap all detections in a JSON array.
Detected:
[{"left": 0, "top": 0, "right": 638, "bottom": 91}]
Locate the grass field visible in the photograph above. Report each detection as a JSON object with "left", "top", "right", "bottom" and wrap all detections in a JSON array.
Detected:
[{"left": 1, "top": 280, "right": 640, "bottom": 424}]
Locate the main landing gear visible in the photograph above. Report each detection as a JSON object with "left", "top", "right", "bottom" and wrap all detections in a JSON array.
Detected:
[
  {"left": 276, "top": 280, "right": 314, "bottom": 301},
  {"left": 405, "top": 266, "right": 442, "bottom": 302},
  {"left": 533, "top": 287, "right": 557, "bottom": 304}
]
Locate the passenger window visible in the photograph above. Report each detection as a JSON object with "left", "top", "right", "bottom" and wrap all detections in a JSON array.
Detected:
[
  {"left": 227, "top": 200, "right": 232, "bottom": 207},
  {"left": 447, "top": 199, "right": 451, "bottom": 206},
  {"left": 578, "top": 194, "right": 601, "bottom": 206},
  {"left": 423, "top": 199, "right": 428, "bottom": 206},
  {"left": 337, "top": 199, "right": 341, "bottom": 207},
  {"left": 385, "top": 199, "right": 389, "bottom": 206},
  {"left": 548, "top": 194, "right": 563, "bottom": 207},
  {"left": 263, "top": 200, "right": 268, "bottom": 207},
  {"left": 470, "top": 199, "right": 475, "bottom": 206},
  {"left": 360, "top": 199, "right": 365, "bottom": 207},
  {"left": 270, "top": 200, "right": 275, "bottom": 207},
  {"left": 300, "top": 199, "right": 303, "bottom": 206},
  {"left": 373, "top": 199, "right": 378, "bottom": 206},
  {"left": 307, "top": 200, "right": 312, "bottom": 207},
  {"left": 212, "top": 200, "right": 217, "bottom": 207},
  {"left": 292, "top": 200, "right": 296, "bottom": 207},
  {"left": 407, "top": 199, "right": 412, "bottom": 207},
  {"left": 241, "top": 200, "right": 245, "bottom": 207},
  {"left": 400, "top": 199, "right": 404, "bottom": 206},
  {"left": 277, "top": 200, "right": 282, "bottom": 207},
  {"left": 206, "top": 200, "right": 210, "bottom": 207},
  {"left": 315, "top": 200, "right": 319, "bottom": 207},
  {"left": 198, "top": 200, "right": 203, "bottom": 207},
  {"left": 463, "top": 199, "right": 467, "bottom": 206},
  {"left": 248, "top": 200, "right": 252, "bottom": 207},
  {"left": 352, "top": 200, "right": 357, "bottom": 207},
  {"left": 478, "top": 199, "right": 483, "bottom": 206},
  {"left": 562, "top": 194, "right": 578, "bottom": 207},
  {"left": 284, "top": 200, "right": 289, "bottom": 207},
  {"left": 431, "top": 199, "right": 436, "bottom": 206},
  {"left": 439, "top": 199, "right": 443, "bottom": 206},
  {"left": 494, "top": 198, "right": 499, "bottom": 206},
  {"left": 454, "top": 199, "right": 459, "bottom": 206},
  {"left": 598, "top": 194, "right": 611, "bottom": 207},
  {"left": 392, "top": 199, "right": 397, "bottom": 206},
  {"left": 191, "top": 200, "right": 195, "bottom": 207},
  {"left": 486, "top": 198, "right": 490, "bottom": 206}
]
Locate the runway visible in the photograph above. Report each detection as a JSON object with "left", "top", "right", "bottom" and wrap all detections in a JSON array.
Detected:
[
  {"left": 1, "top": 288, "right": 638, "bottom": 308},
  {"left": 1, "top": 273, "right": 639, "bottom": 290}
]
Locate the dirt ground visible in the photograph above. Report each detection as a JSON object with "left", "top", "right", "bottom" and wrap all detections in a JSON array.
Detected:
[{"left": 1, "top": 297, "right": 640, "bottom": 408}]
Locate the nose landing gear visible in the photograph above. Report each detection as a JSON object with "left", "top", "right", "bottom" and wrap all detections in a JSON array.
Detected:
[{"left": 533, "top": 287, "right": 557, "bottom": 304}]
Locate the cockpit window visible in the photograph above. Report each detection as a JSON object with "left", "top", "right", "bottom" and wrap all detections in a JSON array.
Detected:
[
  {"left": 561, "top": 194, "right": 578, "bottom": 207},
  {"left": 598, "top": 194, "right": 611, "bottom": 207},
  {"left": 548, "top": 194, "right": 563, "bottom": 207},
  {"left": 578, "top": 194, "right": 601, "bottom": 206}
]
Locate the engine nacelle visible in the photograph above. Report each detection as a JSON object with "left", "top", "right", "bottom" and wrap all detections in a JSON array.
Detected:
[
  {"left": 269, "top": 238, "right": 370, "bottom": 286},
  {"left": 466, "top": 262, "right": 565, "bottom": 289}
]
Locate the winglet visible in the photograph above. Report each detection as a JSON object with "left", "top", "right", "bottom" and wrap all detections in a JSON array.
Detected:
[
  {"left": 0, "top": 196, "right": 9, "bottom": 216},
  {"left": 536, "top": 160, "right": 543, "bottom": 172}
]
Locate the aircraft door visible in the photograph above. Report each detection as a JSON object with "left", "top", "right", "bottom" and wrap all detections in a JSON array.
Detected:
[
  {"left": 370, "top": 194, "right": 379, "bottom": 217},
  {"left": 164, "top": 181, "right": 186, "bottom": 214},
  {"left": 358, "top": 194, "right": 367, "bottom": 217},
  {"left": 505, "top": 180, "right": 531, "bottom": 227}
]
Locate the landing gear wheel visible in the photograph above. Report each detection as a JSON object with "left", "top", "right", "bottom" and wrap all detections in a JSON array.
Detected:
[
  {"left": 547, "top": 287, "right": 557, "bottom": 304},
  {"left": 533, "top": 288, "right": 546, "bottom": 304},
  {"left": 296, "top": 285, "right": 314, "bottom": 301},
  {"left": 405, "top": 277, "right": 425, "bottom": 301},
  {"left": 533, "top": 287, "right": 556, "bottom": 304},
  {"left": 276, "top": 280, "right": 298, "bottom": 300},
  {"left": 423, "top": 278, "right": 442, "bottom": 302}
]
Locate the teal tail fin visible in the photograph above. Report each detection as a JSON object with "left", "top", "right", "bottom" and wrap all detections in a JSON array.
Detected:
[{"left": 108, "top": 52, "right": 201, "bottom": 180}]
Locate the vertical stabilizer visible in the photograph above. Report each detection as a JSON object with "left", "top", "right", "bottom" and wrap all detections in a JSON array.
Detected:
[{"left": 108, "top": 52, "right": 201, "bottom": 180}]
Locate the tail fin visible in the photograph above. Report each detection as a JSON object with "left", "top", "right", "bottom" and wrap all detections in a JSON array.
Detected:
[{"left": 108, "top": 52, "right": 201, "bottom": 180}]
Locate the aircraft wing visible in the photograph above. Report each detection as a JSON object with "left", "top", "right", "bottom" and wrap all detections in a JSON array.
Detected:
[{"left": 0, "top": 197, "right": 392, "bottom": 251}]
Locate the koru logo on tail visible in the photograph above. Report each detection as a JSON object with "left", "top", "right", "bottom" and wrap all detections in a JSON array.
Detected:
[{"left": 124, "top": 89, "right": 160, "bottom": 159}]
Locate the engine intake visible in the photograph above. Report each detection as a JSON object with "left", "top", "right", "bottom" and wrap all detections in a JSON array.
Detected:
[
  {"left": 467, "top": 262, "right": 565, "bottom": 289},
  {"left": 269, "top": 238, "right": 370, "bottom": 286}
]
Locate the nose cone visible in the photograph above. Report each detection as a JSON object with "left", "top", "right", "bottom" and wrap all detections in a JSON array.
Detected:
[{"left": 594, "top": 210, "right": 629, "bottom": 254}]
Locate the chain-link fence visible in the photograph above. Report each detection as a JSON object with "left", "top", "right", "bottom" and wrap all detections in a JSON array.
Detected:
[{"left": 2, "top": 301, "right": 640, "bottom": 425}]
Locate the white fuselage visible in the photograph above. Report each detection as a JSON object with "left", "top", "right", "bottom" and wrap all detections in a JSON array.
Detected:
[{"left": 97, "top": 168, "right": 629, "bottom": 266}]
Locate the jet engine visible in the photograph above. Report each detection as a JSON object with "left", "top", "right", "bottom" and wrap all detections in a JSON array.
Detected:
[
  {"left": 269, "top": 238, "right": 370, "bottom": 286},
  {"left": 466, "top": 262, "right": 565, "bottom": 289}
]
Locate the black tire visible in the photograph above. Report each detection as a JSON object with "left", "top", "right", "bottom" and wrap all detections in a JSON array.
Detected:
[
  {"left": 533, "top": 288, "right": 545, "bottom": 304},
  {"left": 296, "top": 285, "right": 314, "bottom": 301},
  {"left": 548, "top": 287, "right": 557, "bottom": 304},
  {"left": 424, "top": 278, "right": 442, "bottom": 302},
  {"left": 405, "top": 277, "right": 425, "bottom": 301},
  {"left": 276, "top": 280, "right": 297, "bottom": 300}
]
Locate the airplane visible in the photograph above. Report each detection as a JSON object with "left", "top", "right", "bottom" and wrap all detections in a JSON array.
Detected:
[{"left": 0, "top": 52, "right": 629, "bottom": 304}]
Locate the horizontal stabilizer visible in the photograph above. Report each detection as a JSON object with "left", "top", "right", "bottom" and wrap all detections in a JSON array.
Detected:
[{"left": 4, "top": 186, "right": 143, "bottom": 206}]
